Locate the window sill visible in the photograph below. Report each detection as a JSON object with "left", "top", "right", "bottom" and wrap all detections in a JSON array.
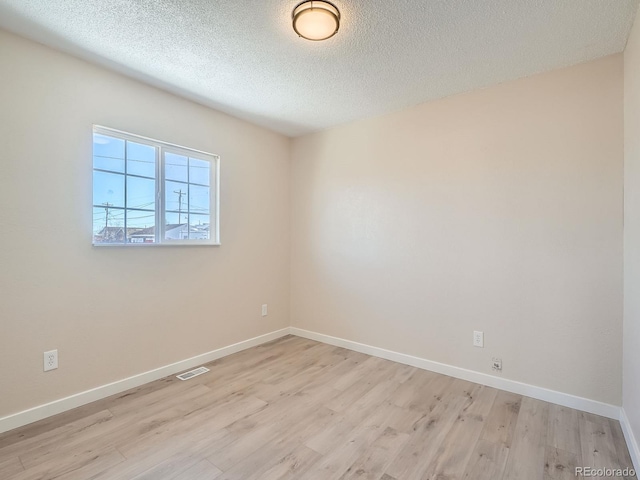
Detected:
[{"left": 92, "top": 242, "right": 221, "bottom": 247}]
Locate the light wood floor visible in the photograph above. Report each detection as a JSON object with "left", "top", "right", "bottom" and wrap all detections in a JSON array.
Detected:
[{"left": 0, "top": 336, "right": 635, "bottom": 480}]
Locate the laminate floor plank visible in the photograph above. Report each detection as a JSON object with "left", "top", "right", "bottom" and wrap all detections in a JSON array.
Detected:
[
  {"left": 480, "top": 390, "right": 521, "bottom": 449},
  {"left": 384, "top": 393, "right": 469, "bottom": 480},
  {"left": 419, "top": 384, "right": 498, "bottom": 480},
  {"left": 305, "top": 412, "right": 358, "bottom": 456},
  {"left": 338, "top": 426, "right": 409, "bottom": 480},
  {"left": 543, "top": 446, "right": 579, "bottom": 480},
  {"left": 170, "top": 459, "right": 222, "bottom": 480},
  {"left": 255, "top": 445, "right": 322, "bottom": 480},
  {"left": 90, "top": 424, "right": 231, "bottom": 479},
  {"left": 206, "top": 401, "right": 331, "bottom": 472},
  {"left": 0, "top": 456, "right": 24, "bottom": 477},
  {"left": 502, "top": 397, "right": 550, "bottom": 480},
  {"left": 387, "top": 368, "right": 439, "bottom": 409},
  {"left": 0, "top": 336, "right": 635, "bottom": 480},
  {"left": 326, "top": 362, "right": 399, "bottom": 413},
  {"left": 547, "top": 404, "right": 582, "bottom": 458},
  {"left": 394, "top": 372, "right": 457, "bottom": 414},
  {"left": 579, "top": 413, "right": 626, "bottom": 480},
  {"left": 298, "top": 406, "right": 401, "bottom": 480},
  {"left": 0, "top": 402, "right": 112, "bottom": 450},
  {"left": 11, "top": 448, "right": 124, "bottom": 480},
  {"left": 211, "top": 407, "right": 335, "bottom": 479},
  {"left": 0, "top": 409, "right": 114, "bottom": 459},
  {"left": 461, "top": 438, "right": 510, "bottom": 480}
]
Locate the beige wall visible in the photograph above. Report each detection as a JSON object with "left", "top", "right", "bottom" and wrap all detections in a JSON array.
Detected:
[
  {"left": 291, "top": 55, "right": 624, "bottom": 405},
  {"left": 624, "top": 5, "right": 640, "bottom": 446},
  {"left": 0, "top": 30, "right": 291, "bottom": 418}
]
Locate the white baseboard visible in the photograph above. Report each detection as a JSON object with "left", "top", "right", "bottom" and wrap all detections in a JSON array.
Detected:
[
  {"left": 289, "top": 327, "right": 621, "bottom": 420},
  {"left": 0, "top": 328, "right": 290, "bottom": 435},
  {"left": 620, "top": 408, "right": 640, "bottom": 473}
]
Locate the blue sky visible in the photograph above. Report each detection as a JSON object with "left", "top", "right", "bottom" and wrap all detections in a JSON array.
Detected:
[{"left": 93, "top": 133, "right": 211, "bottom": 238}]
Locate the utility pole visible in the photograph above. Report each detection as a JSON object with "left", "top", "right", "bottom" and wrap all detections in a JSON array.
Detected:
[
  {"left": 102, "top": 202, "right": 112, "bottom": 239},
  {"left": 174, "top": 189, "right": 185, "bottom": 224}
]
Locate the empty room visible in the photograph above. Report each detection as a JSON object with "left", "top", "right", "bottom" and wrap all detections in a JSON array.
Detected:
[{"left": 1, "top": 0, "right": 639, "bottom": 479}]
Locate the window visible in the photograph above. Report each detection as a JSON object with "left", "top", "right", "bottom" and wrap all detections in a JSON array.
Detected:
[{"left": 92, "top": 126, "right": 219, "bottom": 245}]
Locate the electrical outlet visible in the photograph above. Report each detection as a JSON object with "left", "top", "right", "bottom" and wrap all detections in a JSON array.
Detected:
[
  {"left": 44, "top": 350, "right": 58, "bottom": 372},
  {"left": 492, "top": 357, "right": 503, "bottom": 372},
  {"left": 473, "top": 331, "right": 484, "bottom": 348},
  {"left": 261, "top": 304, "right": 268, "bottom": 317}
]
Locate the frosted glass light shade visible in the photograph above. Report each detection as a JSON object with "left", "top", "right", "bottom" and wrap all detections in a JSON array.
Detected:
[{"left": 292, "top": 1, "right": 340, "bottom": 41}]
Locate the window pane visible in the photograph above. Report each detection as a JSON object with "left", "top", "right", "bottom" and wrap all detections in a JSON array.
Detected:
[
  {"left": 127, "top": 176, "right": 156, "bottom": 210},
  {"left": 189, "top": 214, "right": 210, "bottom": 240},
  {"left": 165, "top": 153, "right": 188, "bottom": 182},
  {"left": 165, "top": 211, "right": 184, "bottom": 227},
  {"left": 165, "top": 180, "right": 188, "bottom": 213},
  {"left": 164, "top": 220, "right": 188, "bottom": 240},
  {"left": 127, "top": 142, "right": 156, "bottom": 178},
  {"left": 93, "top": 206, "right": 125, "bottom": 244},
  {"left": 93, "top": 207, "right": 106, "bottom": 237},
  {"left": 189, "top": 184, "right": 210, "bottom": 214},
  {"left": 93, "top": 155, "right": 125, "bottom": 173},
  {"left": 189, "top": 158, "right": 210, "bottom": 186},
  {"left": 93, "top": 133, "right": 124, "bottom": 158},
  {"left": 126, "top": 210, "right": 155, "bottom": 243},
  {"left": 93, "top": 134, "right": 125, "bottom": 173},
  {"left": 93, "top": 171, "right": 125, "bottom": 208}
]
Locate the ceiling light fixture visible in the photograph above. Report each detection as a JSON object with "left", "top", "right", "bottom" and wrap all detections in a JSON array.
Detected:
[{"left": 292, "top": 1, "right": 340, "bottom": 41}]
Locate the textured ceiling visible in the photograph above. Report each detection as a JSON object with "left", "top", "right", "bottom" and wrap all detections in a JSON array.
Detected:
[{"left": 0, "top": 0, "right": 638, "bottom": 136}]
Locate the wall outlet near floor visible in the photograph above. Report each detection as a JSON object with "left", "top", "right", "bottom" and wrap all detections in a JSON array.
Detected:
[
  {"left": 261, "top": 304, "right": 268, "bottom": 317},
  {"left": 44, "top": 350, "right": 58, "bottom": 371},
  {"left": 473, "top": 331, "right": 484, "bottom": 348},
  {"left": 492, "top": 357, "right": 503, "bottom": 372}
]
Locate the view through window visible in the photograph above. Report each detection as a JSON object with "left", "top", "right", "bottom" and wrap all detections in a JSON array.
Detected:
[{"left": 92, "top": 127, "right": 219, "bottom": 245}]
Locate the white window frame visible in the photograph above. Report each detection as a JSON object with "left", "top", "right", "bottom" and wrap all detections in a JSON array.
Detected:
[{"left": 92, "top": 125, "right": 220, "bottom": 246}]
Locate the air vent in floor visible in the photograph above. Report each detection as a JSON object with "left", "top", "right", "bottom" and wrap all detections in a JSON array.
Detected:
[{"left": 176, "top": 366, "right": 210, "bottom": 381}]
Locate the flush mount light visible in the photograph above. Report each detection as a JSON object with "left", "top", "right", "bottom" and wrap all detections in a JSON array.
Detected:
[{"left": 292, "top": 0, "right": 340, "bottom": 41}]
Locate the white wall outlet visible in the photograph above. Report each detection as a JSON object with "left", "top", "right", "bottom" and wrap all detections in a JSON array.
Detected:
[
  {"left": 473, "top": 331, "right": 484, "bottom": 348},
  {"left": 492, "top": 357, "right": 503, "bottom": 372},
  {"left": 261, "top": 304, "right": 268, "bottom": 317},
  {"left": 44, "top": 350, "right": 58, "bottom": 371}
]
